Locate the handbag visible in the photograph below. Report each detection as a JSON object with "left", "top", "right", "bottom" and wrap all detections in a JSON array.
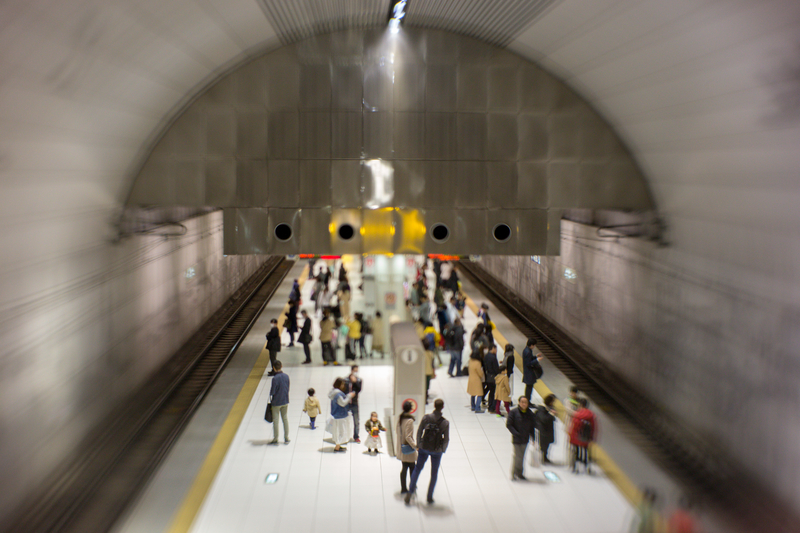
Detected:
[
  {"left": 265, "top": 402, "right": 273, "bottom": 423},
  {"left": 401, "top": 444, "right": 414, "bottom": 455}
]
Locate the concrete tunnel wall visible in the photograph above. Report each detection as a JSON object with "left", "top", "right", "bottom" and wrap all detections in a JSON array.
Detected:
[
  {"left": 479, "top": 222, "right": 800, "bottom": 515},
  {"left": 0, "top": 210, "right": 268, "bottom": 521}
]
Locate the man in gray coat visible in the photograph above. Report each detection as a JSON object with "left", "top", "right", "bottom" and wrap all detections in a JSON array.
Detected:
[{"left": 268, "top": 360, "right": 290, "bottom": 444}]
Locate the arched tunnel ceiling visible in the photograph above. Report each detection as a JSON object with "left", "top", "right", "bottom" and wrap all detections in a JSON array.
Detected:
[{"left": 1, "top": 0, "right": 799, "bottom": 292}]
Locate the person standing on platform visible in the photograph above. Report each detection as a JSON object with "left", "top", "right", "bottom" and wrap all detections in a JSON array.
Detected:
[
  {"left": 346, "top": 314, "right": 361, "bottom": 361},
  {"left": 423, "top": 339, "right": 436, "bottom": 403},
  {"left": 522, "top": 339, "right": 544, "bottom": 400},
  {"left": 327, "top": 377, "right": 355, "bottom": 452},
  {"left": 483, "top": 344, "right": 500, "bottom": 412},
  {"left": 535, "top": 394, "right": 557, "bottom": 464},
  {"left": 288, "top": 279, "right": 301, "bottom": 304},
  {"left": 396, "top": 401, "right": 418, "bottom": 494},
  {"left": 445, "top": 318, "right": 465, "bottom": 377},
  {"left": 506, "top": 396, "right": 537, "bottom": 480},
  {"left": 502, "top": 344, "right": 516, "bottom": 402},
  {"left": 404, "top": 399, "right": 450, "bottom": 505},
  {"left": 467, "top": 350, "right": 485, "bottom": 413},
  {"left": 371, "top": 311, "right": 385, "bottom": 357},
  {"left": 268, "top": 361, "right": 290, "bottom": 444},
  {"left": 319, "top": 309, "right": 335, "bottom": 366},
  {"left": 266, "top": 318, "right": 281, "bottom": 376},
  {"left": 494, "top": 364, "right": 512, "bottom": 416},
  {"left": 363, "top": 412, "right": 386, "bottom": 454},
  {"left": 299, "top": 310, "right": 313, "bottom": 364},
  {"left": 285, "top": 299, "right": 298, "bottom": 347},
  {"left": 338, "top": 280, "right": 351, "bottom": 320},
  {"left": 348, "top": 365, "right": 362, "bottom": 443},
  {"left": 569, "top": 397, "right": 596, "bottom": 474}
]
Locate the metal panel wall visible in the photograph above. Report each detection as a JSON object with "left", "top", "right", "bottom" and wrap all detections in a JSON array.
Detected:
[{"left": 131, "top": 29, "right": 655, "bottom": 255}]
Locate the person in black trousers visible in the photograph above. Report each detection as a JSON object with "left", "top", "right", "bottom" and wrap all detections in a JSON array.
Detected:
[
  {"left": 535, "top": 394, "right": 557, "bottom": 464},
  {"left": 266, "top": 318, "right": 281, "bottom": 376},
  {"left": 522, "top": 338, "right": 544, "bottom": 400},
  {"left": 482, "top": 344, "right": 500, "bottom": 412},
  {"left": 299, "top": 310, "right": 313, "bottom": 364}
]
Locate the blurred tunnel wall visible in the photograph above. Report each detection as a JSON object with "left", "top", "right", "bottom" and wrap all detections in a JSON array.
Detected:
[
  {"left": 0, "top": 209, "right": 268, "bottom": 520},
  {"left": 480, "top": 220, "right": 800, "bottom": 514}
]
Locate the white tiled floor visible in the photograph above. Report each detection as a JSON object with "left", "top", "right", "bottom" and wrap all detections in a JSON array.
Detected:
[{"left": 185, "top": 258, "right": 634, "bottom": 533}]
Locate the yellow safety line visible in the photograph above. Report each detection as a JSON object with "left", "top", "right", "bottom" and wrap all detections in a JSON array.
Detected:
[
  {"left": 167, "top": 265, "right": 308, "bottom": 533},
  {"left": 463, "top": 294, "right": 644, "bottom": 507}
]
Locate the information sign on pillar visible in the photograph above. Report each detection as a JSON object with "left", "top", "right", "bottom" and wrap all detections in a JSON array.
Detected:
[{"left": 391, "top": 322, "right": 426, "bottom": 421}]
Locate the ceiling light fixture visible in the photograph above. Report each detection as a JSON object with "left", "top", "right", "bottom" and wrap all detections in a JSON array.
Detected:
[{"left": 388, "top": 1, "right": 407, "bottom": 33}]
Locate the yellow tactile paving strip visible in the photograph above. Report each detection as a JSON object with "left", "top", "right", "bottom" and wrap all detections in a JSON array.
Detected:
[
  {"left": 462, "top": 293, "right": 644, "bottom": 508},
  {"left": 167, "top": 265, "right": 309, "bottom": 533}
]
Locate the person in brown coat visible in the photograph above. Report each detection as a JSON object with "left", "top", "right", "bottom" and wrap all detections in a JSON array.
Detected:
[
  {"left": 396, "top": 401, "right": 418, "bottom": 494},
  {"left": 494, "top": 364, "right": 512, "bottom": 416},
  {"left": 467, "top": 350, "right": 485, "bottom": 413}
]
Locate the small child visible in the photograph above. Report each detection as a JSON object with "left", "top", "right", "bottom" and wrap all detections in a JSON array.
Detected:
[
  {"left": 363, "top": 412, "right": 386, "bottom": 453},
  {"left": 303, "top": 388, "right": 321, "bottom": 429}
]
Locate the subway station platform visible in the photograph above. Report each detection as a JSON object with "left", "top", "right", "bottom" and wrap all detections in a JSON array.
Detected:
[{"left": 112, "top": 258, "right": 718, "bottom": 533}]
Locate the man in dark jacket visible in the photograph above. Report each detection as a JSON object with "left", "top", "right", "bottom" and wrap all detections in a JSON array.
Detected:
[
  {"left": 268, "top": 361, "right": 290, "bottom": 444},
  {"left": 299, "top": 310, "right": 313, "bottom": 364},
  {"left": 348, "top": 365, "right": 363, "bottom": 442},
  {"left": 483, "top": 345, "right": 500, "bottom": 411},
  {"left": 266, "top": 318, "right": 281, "bottom": 376},
  {"left": 506, "top": 396, "right": 537, "bottom": 480},
  {"left": 535, "top": 394, "right": 557, "bottom": 464},
  {"left": 445, "top": 318, "right": 465, "bottom": 377},
  {"left": 522, "top": 338, "right": 544, "bottom": 401},
  {"left": 405, "top": 399, "right": 450, "bottom": 505},
  {"left": 503, "top": 344, "right": 515, "bottom": 403}
]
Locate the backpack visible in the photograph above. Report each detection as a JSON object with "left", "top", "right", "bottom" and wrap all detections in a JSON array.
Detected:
[
  {"left": 578, "top": 418, "right": 592, "bottom": 442},
  {"left": 420, "top": 417, "right": 446, "bottom": 451}
]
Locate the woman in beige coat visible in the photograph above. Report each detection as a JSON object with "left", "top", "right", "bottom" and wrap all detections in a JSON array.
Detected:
[
  {"left": 494, "top": 364, "right": 512, "bottom": 416},
  {"left": 467, "top": 350, "right": 485, "bottom": 413},
  {"left": 396, "top": 401, "right": 418, "bottom": 494}
]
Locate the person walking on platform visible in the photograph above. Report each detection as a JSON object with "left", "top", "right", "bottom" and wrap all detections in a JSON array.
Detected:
[
  {"left": 467, "top": 350, "right": 485, "bottom": 413},
  {"left": 522, "top": 339, "right": 544, "bottom": 401},
  {"left": 285, "top": 300, "right": 298, "bottom": 347},
  {"left": 268, "top": 361, "right": 290, "bottom": 444},
  {"left": 483, "top": 344, "right": 500, "bottom": 412},
  {"left": 303, "top": 388, "right": 320, "bottom": 429},
  {"left": 569, "top": 398, "right": 596, "bottom": 474},
  {"left": 444, "top": 318, "right": 465, "bottom": 377},
  {"left": 338, "top": 281, "right": 351, "bottom": 320},
  {"left": 319, "top": 309, "right": 336, "bottom": 366},
  {"left": 348, "top": 365, "right": 362, "bottom": 443},
  {"left": 266, "top": 318, "right": 281, "bottom": 376},
  {"left": 299, "top": 310, "right": 313, "bottom": 364},
  {"left": 327, "top": 377, "right": 355, "bottom": 452},
  {"left": 371, "top": 312, "right": 385, "bottom": 357},
  {"left": 396, "top": 401, "right": 418, "bottom": 494},
  {"left": 535, "top": 394, "right": 557, "bottom": 464},
  {"left": 404, "top": 399, "right": 449, "bottom": 505},
  {"left": 506, "top": 396, "right": 537, "bottom": 480},
  {"left": 423, "top": 339, "right": 435, "bottom": 403}
]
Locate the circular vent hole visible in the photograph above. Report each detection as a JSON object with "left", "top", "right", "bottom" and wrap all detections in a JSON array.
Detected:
[
  {"left": 431, "top": 224, "right": 450, "bottom": 243},
  {"left": 274, "top": 223, "right": 293, "bottom": 241},
  {"left": 338, "top": 224, "right": 355, "bottom": 240},
  {"left": 493, "top": 223, "right": 512, "bottom": 242}
]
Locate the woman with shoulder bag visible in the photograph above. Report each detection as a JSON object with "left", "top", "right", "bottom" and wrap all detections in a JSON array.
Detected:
[{"left": 396, "top": 401, "right": 418, "bottom": 493}]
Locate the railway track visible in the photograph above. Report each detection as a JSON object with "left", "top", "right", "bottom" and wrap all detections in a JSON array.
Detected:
[
  {"left": 6, "top": 256, "right": 292, "bottom": 533},
  {"left": 459, "top": 261, "right": 799, "bottom": 533}
]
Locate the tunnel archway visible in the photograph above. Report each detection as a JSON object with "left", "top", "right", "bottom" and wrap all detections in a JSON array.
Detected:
[{"left": 127, "top": 28, "right": 654, "bottom": 255}]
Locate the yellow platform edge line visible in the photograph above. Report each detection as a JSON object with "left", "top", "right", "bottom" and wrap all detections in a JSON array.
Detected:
[
  {"left": 167, "top": 264, "right": 308, "bottom": 533},
  {"left": 463, "top": 294, "right": 643, "bottom": 508}
]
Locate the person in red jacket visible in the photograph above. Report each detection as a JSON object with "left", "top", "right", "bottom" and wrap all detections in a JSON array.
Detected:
[{"left": 568, "top": 397, "right": 596, "bottom": 474}]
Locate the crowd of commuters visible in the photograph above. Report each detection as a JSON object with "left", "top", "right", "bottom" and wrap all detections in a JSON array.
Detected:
[{"left": 260, "top": 258, "right": 703, "bottom": 528}]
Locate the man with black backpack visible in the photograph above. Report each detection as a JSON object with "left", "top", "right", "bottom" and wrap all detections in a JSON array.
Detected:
[{"left": 404, "top": 399, "right": 450, "bottom": 506}]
